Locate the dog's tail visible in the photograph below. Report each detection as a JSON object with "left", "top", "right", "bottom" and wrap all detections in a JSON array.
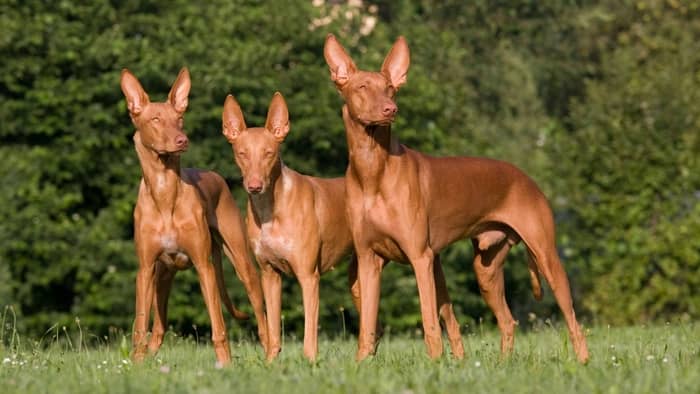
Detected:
[
  {"left": 527, "top": 253, "right": 543, "bottom": 301},
  {"left": 213, "top": 243, "right": 250, "bottom": 321}
]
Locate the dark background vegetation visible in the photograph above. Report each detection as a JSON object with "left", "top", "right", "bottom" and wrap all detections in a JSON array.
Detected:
[{"left": 1, "top": 0, "right": 698, "bottom": 342}]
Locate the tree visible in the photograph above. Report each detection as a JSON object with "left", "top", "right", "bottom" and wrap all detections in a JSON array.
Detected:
[
  {"left": 550, "top": 0, "right": 700, "bottom": 324},
  {"left": 1, "top": 0, "right": 698, "bottom": 340}
]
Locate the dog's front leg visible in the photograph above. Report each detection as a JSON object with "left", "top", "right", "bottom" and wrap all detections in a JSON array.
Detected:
[
  {"left": 186, "top": 227, "right": 232, "bottom": 365},
  {"left": 132, "top": 238, "right": 159, "bottom": 362},
  {"left": 434, "top": 255, "right": 464, "bottom": 359},
  {"left": 148, "top": 260, "right": 176, "bottom": 355},
  {"left": 355, "top": 251, "right": 385, "bottom": 361},
  {"left": 222, "top": 242, "right": 270, "bottom": 355},
  {"left": 195, "top": 256, "right": 231, "bottom": 365},
  {"left": 298, "top": 268, "right": 321, "bottom": 362},
  {"left": 261, "top": 264, "right": 282, "bottom": 362},
  {"left": 410, "top": 249, "right": 443, "bottom": 360}
]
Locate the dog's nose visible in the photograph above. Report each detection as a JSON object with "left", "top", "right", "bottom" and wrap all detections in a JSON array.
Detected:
[
  {"left": 382, "top": 102, "right": 398, "bottom": 117},
  {"left": 175, "top": 134, "right": 188, "bottom": 148},
  {"left": 247, "top": 179, "right": 263, "bottom": 194}
]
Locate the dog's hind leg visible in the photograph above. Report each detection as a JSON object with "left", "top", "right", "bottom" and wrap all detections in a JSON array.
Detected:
[
  {"left": 527, "top": 244, "right": 589, "bottom": 363},
  {"left": 472, "top": 238, "right": 516, "bottom": 357}
]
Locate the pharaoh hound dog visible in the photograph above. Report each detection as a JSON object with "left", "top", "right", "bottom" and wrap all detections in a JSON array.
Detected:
[
  {"left": 323, "top": 35, "right": 589, "bottom": 363},
  {"left": 120, "top": 68, "right": 269, "bottom": 365}
]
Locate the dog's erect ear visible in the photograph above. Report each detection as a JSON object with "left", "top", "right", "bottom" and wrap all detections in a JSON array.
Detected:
[
  {"left": 168, "top": 67, "right": 191, "bottom": 114},
  {"left": 120, "top": 69, "right": 150, "bottom": 116},
  {"left": 381, "top": 36, "right": 410, "bottom": 90},
  {"left": 265, "top": 92, "right": 290, "bottom": 142},
  {"left": 222, "top": 94, "right": 247, "bottom": 143},
  {"left": 324, "top": 34, "right": 357, "bottom": 88}
]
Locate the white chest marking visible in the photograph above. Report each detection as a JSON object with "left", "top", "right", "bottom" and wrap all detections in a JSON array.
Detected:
[
  {"left": 161, "top": 234, "right": 179, "bottom": 253},
  {"left": 254, "top": 222, "right": 294, "bottom": 261}
]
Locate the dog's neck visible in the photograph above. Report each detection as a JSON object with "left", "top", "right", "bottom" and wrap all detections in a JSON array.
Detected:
[
  {"left": 342, "top": 104, "right": 397, "bottom": 192},
  {"left": 134, "top": 131, "right": 183, "bottom": 217},
  {"left": 248, "top": 159, "right": 286, "bottom": 226}
]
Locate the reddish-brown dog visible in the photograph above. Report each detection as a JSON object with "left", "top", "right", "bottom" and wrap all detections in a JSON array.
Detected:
[
  {"left": 221, "top": 92, "right": 354, "bottom": 362},
  {"left": 324, "top": 34, "right": 589, "bottom": 363},
  {"left": 120, "top": 68, "right": 269, "bottom": 365},
  {"left": 223, "top": 92, "right": 464, "bottom": 361}
]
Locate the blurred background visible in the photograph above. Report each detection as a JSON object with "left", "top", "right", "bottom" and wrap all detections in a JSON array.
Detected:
[{"left": 0, "top": 0, "right": 698, "bottom": 342}]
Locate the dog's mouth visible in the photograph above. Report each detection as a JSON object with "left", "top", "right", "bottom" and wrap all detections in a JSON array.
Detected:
[
  {"left": 355, "top": 114, "right": 395, "bottom": 127},
  {"left": 368, "top": 116, "right": 395, "bottom": 126},
  {"left": 157, "top": 145, "right": 188, "bottom": 156},
  {"left": 157, "top": 149, "right": 187, "bottom": 163}
]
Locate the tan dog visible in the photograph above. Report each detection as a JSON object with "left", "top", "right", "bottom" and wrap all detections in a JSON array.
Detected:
[
  {"left": 221, "top": 92, "right": 356, "bottom": 361},
  {"left": 120, "top": 68, "right": 269, "bottom": 365},
  {"left": 323, "top": 34, "right": 589, "bottom": 363}
]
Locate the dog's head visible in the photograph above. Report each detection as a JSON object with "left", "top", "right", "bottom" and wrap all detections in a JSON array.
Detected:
[
  {"left": 120, "top": 68, "right": 190, "bottom": 155},
  {"left": 222, "top": 92, "right": 290, "bottom": 195},
  {"left": 324, "top": 34, "right": 409, "bottom": 127}
]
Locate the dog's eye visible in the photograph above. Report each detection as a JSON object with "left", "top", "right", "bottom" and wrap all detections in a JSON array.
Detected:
[
  {"left": 238, "top": 151, "right": 248, "bottom": 159},
  {"left": 359, "top": 84, "right": 367, "bottom": 90},
  {"left": 264, "top": 151, "right": 274, "bottom": 158}
]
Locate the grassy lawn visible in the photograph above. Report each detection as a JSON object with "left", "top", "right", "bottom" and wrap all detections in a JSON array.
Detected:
[{"left": 1, "top": 323, "right": 698, "bottom": 393}]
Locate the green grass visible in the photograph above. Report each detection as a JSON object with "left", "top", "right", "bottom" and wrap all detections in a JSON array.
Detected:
[{"left": 1, "top": 323, "right": 699, "bottom": 394}]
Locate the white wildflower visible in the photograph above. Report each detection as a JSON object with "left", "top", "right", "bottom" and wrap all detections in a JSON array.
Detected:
[{"left": 359, "top": 16, "right": 377, "bottom": 36}]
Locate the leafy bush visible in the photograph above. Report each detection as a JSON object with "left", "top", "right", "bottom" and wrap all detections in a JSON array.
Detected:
[{"left": 1, "top": 0, "right": 698, "bottom": 338}]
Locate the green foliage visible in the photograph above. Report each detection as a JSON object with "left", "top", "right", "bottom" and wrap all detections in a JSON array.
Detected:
[
  {"left": 0, "top": 0, "right": 698, "bottom": 340},
  {"left": 550, "top": 0, "right": 700, "bottom": 324}
]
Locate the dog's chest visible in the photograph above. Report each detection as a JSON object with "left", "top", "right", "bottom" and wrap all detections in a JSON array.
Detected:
[
  {"left": 354, "top": 192, "right": 408, "bottom": 261},
  {"left": 138, "top": 199, "right": 203, "bottom": 270},
  {"left": 251, "top": 222, "right": 294, "bottom": 274}
]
